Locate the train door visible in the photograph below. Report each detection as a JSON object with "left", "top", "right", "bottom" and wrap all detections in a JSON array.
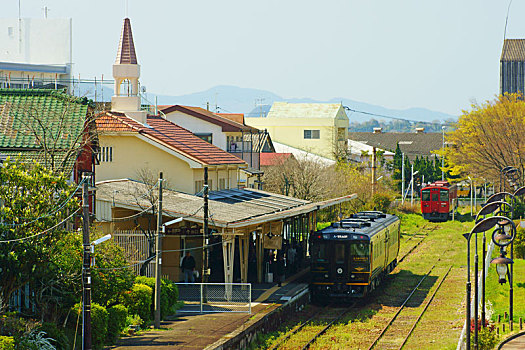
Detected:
[
  {"left": 439, "top": 189, "right": 449, "bottom": 214},
  {"left": 384, "top": 228, "right": 390, "bottom": 270},
  {"left": 333, "top": 242, "right": 347, "bottom": 282},
  {"left": 430, "top": 188, "right": 440, "bottom": 213}
]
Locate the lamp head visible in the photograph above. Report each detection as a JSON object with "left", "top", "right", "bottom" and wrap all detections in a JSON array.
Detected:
[{"left": 491, "top": 255, "right": 513, "bottom": 284}]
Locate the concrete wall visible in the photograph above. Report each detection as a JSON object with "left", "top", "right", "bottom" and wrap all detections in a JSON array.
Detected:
[
  {"left": 164, "top": 111, "right": 228, "bottom": 150},
  {"left": 0, "top": 18, "right": 72, "bottom": 65},
  {"left": 96, "top": 134, "right": 197, "bottom": 194}
]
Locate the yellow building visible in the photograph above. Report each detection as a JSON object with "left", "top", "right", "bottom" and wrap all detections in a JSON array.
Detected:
[{"left": 245, "top": 102, "right": 349, "bottom": 160}]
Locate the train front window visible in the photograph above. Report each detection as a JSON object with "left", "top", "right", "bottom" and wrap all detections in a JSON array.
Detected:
[
  {"left": 431, "top": 191, "right": 439, "bottom": 201},
  {"left": 351, "top": 242, "right": 369, "bottom": 262},
  {"left": 312, "top": 243, "right": 327, "bottom": 262},
  {"left": 422, "top": 189, "right": 430, "bottom": 201},
  {"left": 335, "top": 244, "right": 345, "bottom": 264},
  {"left": 440, "top": 189, "right": 449, "bottom": 202}
]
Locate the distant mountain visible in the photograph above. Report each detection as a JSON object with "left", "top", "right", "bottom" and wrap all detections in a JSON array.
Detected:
[{"left": 78, "top": 84, "right": 456, "bottom": 124}]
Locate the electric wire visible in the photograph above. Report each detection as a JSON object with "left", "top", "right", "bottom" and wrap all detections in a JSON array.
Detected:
[
  {"left": 344, "top": 107, "right": 455, "bottom": 126},
  {"left": 1, "top": 177, "right": 86, "bottom": 227},
  {"left": 0, "top": 207, "right": 81, "bottom": 243},
  {"left": 96, "top": 205, "right": 155, "bottom": 223}
]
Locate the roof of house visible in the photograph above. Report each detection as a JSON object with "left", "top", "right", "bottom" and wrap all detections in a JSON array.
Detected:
[
  {"left": 96, "top": 178, "right": 356, "bottom": 228},
  {"left": 501, "top": 39, "right": 525, "bottom": 62},
  {"left": 265, "top": 102, "right": 344, "bottom": 119},
  {"left": 0, "top": 89, "right": 91, "bottom": 173},
  {"left": 95, "top": 112, "right": 246, "bottom": 166},
  {"left": 348, "top": 131, "right": 443, "bottom": 159},
  {"left": 260, "top": 152, "right": 293, "bottom": 166},
  {"left": 217, "top": 113, "right": 244, "bottom": 124},
  {"left": 115, "top": 18, "right": 138, "bottom": 64},
  {"left": 272, "top": 141, "right": 336, "bottom": 166},
  {"left": 160, "top": 105, "right": 256, "bottom": 132}
]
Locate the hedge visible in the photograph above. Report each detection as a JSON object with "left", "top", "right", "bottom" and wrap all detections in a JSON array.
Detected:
[
  {"left": 106, "top": 304, "right": 128, "bottom": 344},
  {"left": 134, "top": 276, "right": 179, "bottom": 319},
  {"left": 122, "top": 283, "right": 153, "bottom": 324}
]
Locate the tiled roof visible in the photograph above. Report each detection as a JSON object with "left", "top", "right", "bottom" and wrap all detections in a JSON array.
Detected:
[
  {"left": 266, "top": 102, "right": 344, "bottom": 119},
  {"left": 348, "top": 131, "right": 443, "bottom": 159},
  {"left": 115, "top": 18, "right": 138, "bottom": 64},
  {"left": 96, "top": 112, "right": 246, "bottom": 166},
  {"left": 260, "top": 152, "right": 293, "bottom": 166},
  {"left": 160, "top": 105, "right": 256, "bottom": 132},
  {"left": 217, "top": 113, "right": 244, "bottom": 124},
  {"left": 0, "top": 89, "right": 90, "bottom": 173},
  {"left": 501, "top": 39, "right": 525, "bottom": 62}
]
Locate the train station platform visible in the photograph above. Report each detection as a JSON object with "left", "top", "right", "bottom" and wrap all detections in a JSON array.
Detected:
[{"left": 107, "top": 269, "right": 310, "bottom": 350}]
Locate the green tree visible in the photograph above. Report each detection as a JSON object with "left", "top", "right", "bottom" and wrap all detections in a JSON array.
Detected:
[{"left": 0, "top": 158, "right": 78, "bottom": 313}]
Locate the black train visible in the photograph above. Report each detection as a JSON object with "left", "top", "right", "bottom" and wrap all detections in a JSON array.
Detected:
[{"left": 310, "top": 211, "right": 401, "bottom": 301}]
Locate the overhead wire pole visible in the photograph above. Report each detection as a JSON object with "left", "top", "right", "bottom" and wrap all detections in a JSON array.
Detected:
[
  {"left": 154, "top": 172, "right": 163, "bottom": 329},
  {"left": 82, "top": 175, "right": 92, "bottom": 350},
  {"left": 203, "top": 167, "right": 210, "bottom": 302}
]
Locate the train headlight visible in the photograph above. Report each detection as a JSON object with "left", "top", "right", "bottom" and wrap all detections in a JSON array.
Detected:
[
  {"left": 337, "top": 268, "right": 343, "bottom": 274},
  {"left": 351, "top": 274, "right": 355, "bottom": 279},
  {"left": 324, "top": 274, "right": 329, "bottom": 278}
]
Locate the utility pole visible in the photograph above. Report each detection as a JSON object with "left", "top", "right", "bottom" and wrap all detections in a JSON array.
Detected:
[
  {"left": 411, "top": 164, "right": 415, "bottom": 206},
  {"left": 154, "top": 172, "right": 163, "bottom": 329},
  {"left": 371, "top": 147, "right": 377, "bottom": 196},
  {"left": 203, "top": 168, "right": 210, "bottom": 302},
  {"left": 82, "top": 174, "right": 92, "bottom": 350},
  {"left": 401, "top": 153, "right": 405, "bottom": 204}
]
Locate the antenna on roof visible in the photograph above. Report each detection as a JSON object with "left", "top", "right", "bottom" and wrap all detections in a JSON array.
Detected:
[{"left": 125, "top": 0, "right": 129, "bottom": 17}]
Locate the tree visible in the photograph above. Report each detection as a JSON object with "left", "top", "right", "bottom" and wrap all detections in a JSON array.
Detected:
[
  {"left": 446, "top": 93, "right": 525, "bottom": 183},
  {"left": 0, "top": 158, "right": 78, "bottom": 312}
]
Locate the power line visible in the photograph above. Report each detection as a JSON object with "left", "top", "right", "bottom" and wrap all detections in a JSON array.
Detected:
[
  {"left": 344, "top": 106, "right": 455, "bottom": 126},
  {"left": 1, "top": 176, "right": 86, "bottom": 227},
  {"left": 0, "top": 207, "right": 81, "bottom": 243},
  {"left": 96, "top": 205, "right": 155, "bottom": 223}
]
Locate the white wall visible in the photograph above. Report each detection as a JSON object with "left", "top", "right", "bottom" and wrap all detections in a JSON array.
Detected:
[
  {"left": 0, "top": 18, "right": 72, "bottom": 65},
  {"left": 164, "top": 111, "right": 227, "bottom": 150}
]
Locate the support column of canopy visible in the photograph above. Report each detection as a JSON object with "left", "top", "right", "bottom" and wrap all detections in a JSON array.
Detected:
[
  {"left": 239, "top": 231, "right": 249, "bottom": 284},
  {"left": 222, "top": 232, "right": 235, "bottom": 301},
  {"left": 256, "top": 229, "right": 264, "bottom": 283}
]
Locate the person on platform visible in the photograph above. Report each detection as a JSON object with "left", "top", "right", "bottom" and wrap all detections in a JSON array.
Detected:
[
  {"left": 181, "top": 251, "right": 196, "bottom": 283},
  {"left": 273, "top": 255, "right": 285, "bottom": 287}
]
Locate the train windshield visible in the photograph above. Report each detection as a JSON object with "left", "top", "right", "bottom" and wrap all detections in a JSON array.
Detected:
[
  {"left": 350, "top": 242, "right": 369, "bottom": 262},
  {"left": 440, "top": 189, "right": 449, "bottom": 201},
  {"left": 311, "top": 243, "right": 328, "bottom": 263},
  {"left": 335, "top": 244, "right": 345, "bottom": 264},
  {"left": 422, "top": 189, "right": 430, "bottom": 201}
]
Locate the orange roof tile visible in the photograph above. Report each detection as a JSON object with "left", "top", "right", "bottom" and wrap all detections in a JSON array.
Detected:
[
  {"left": 217, "top": 113, "right": 245, "bottom": 124},
  {"left": 95, "top": 112, "right": 246, "bottom": 166}
]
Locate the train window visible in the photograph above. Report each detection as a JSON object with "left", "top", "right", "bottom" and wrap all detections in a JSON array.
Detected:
[
  {"left": 335, "top": 244, "right": 345, "bottom": 264},
  {"left": 431, "top": 192, "right": 439, "bottom": 201},
  {"left": 311, "top": 243, "right": 327, "bottom": 262},
  {"left": 422, "top": 189, "right": 430, "bottom": 201},
  {"left": 351, "top": 242, "right": 369, "bottom": 258},
  {"left": 440, "top": 189, "right": 449, "bottom": 202}
]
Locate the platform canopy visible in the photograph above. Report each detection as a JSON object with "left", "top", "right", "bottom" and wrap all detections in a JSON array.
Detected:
[{"left": 95, "top": 178, "right": 356, "bottom": 230}]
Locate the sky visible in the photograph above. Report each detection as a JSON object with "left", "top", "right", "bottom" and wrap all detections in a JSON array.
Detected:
[{"left": 2, "top": 0, "right": 525, "bottom": 115}]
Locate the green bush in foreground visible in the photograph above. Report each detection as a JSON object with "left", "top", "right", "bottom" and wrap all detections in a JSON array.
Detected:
[
  {"left": 71, "top": 303, "right": 108, "bottom": 350},
  {"left": 122, "top": 283, "right": 153, "bottom": 324},
  {"left": 0, "top": 336, "right": 15, "bottom": 350},
  {"left": 106, "top": 304, "right": 128, "bottom": 344},
  {"left": 134, "top": 276, "right": 178, "bottom": 319},
  {"left": 36, "top": 323, "right": 69, "bottom": 350}
]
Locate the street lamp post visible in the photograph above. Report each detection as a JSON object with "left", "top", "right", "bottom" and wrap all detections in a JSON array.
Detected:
[{"left": 464, "top": 216, "right": 506, "bottom": 350}]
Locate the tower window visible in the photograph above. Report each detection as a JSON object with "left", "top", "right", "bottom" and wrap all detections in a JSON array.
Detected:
[{"left": 304, "top": 130, "right": 320, "bottom": 139}]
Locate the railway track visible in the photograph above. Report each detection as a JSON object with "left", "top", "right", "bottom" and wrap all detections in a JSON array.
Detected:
[
  {"left": 268, "top": 303, "right": 355, "bottom": 350},
  {"left": 397, "top": 224, "right": 439, "bottom": 264},
  {"left": 367, "top": 264, "right": 453, "bottom": 350}
]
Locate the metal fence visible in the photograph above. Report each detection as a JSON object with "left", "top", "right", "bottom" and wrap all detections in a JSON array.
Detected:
[
  {"left": 113, "top": 230, "right": 154, "bottom": 277},
  {"left": 176, "top": 283, "right": 252, "bottom": 314}
]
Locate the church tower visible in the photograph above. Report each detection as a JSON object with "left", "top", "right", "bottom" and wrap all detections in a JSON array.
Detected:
[{"left": 111, "top": 18, "right": 147, "bottom": 124}]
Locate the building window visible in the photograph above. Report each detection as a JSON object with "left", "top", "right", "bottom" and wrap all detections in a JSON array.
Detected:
[
  {"left": 337, "top": 127, "right": 346, "bottom": 141},
  {"left": 194, "top": 133, "right": 213, "bottom": 144},
  {"left": 304, "top": 130, "right": 320, "bottom": 139},
  {"left": 100, "top": 146, "right": 113, "bottom": 162},
  {"left": 195, "top": 180, "right": 213, "bottom": 193}
]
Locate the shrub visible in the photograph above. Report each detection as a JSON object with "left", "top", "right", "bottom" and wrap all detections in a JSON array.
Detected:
[
  {"left": 0, "top": 336, "right": 15, "bottom": 350},
  {"left": 91, "top": 303, "right": 109, "bottom": 350},
  {"left": 36, "top": 323, "right": 69, "bottom": 350},
  {"left": 70, "top": 303, "right": 108, "bottom": 350},
  {"left": 471, "top": 326, "right": 499, "bottom": 350},
  {"left": 513, "top": 226, "right": 525, "bottom": 259},
  {"left": 0, "top": 312, "right": 38, "bottom": 338},
  {"left": 122, "top": 283, "right": 153, "bottom": 324},
  {"left": 106, "top": 304, "right": 128, "bottom": 344},
  {"left": 134, "top": 276, "right": 178, "bottom": 319},
  {"left": 16, "top": 330, "right": 56, "bottom": 350},
  {"left": 368, "top": 193, "right": 393, "bottom": 213}
]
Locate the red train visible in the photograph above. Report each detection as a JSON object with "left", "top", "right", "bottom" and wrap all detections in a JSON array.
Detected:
[{"left": 420, "top": 181, "right": 458, "bottom": 221}]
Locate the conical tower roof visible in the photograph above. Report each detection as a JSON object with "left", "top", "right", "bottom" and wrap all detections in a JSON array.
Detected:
[{"left": 115, "top": 18, "right": 138, "bottom": 64}]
